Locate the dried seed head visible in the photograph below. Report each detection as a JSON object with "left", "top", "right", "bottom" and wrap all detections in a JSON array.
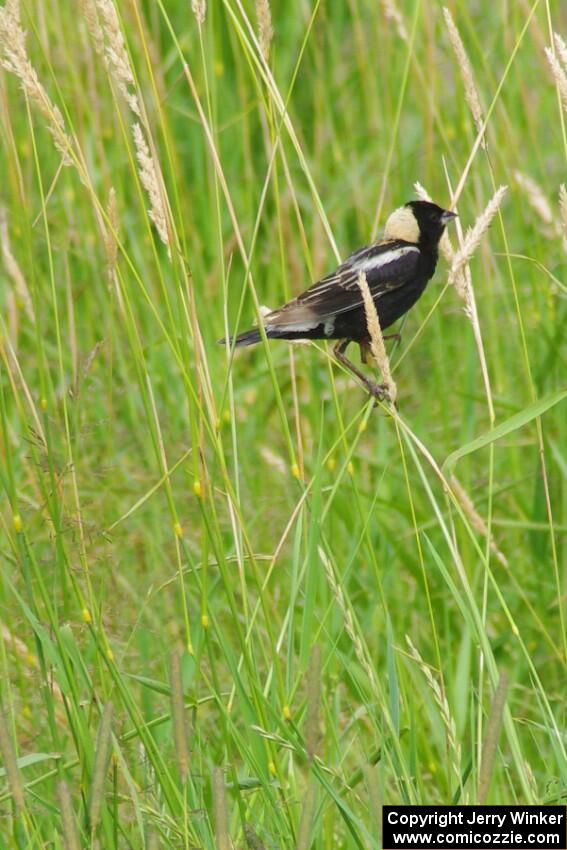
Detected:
[
  {"left": 443, "top": 8, "right": 485, "bottom": 147},
  {"left": 357, "top": 270, "right": 397, "bottom": 404},
  {"left": 559, "top": 185, "right": 567, "bottom": 238},
  {"left": 381, "top": 0, "right": 407, "bottom": 42},
  {"left": 514, "top": 171, "right": 566, "bottom": 247},
  {"left": 448, "top": 186, "right": 507, "bottom": 291},
  {"left": 132, "top": 122, "right": 170, "bottom": 250},
  {"left": 95, "top": 0, "right": 141, "bottom": 116},
  {"left": 304, "top": 646, "right": 322, "bottom": 761},
  {"left": 256, "top": 0, "right": 274, "bottom": 61},
  {"left": 545, "top": 42, "right": 567, "bottom": 114},
  {"left": 212, "top": 768, "right": 230, "bottom": 850},
  {"left": 0, "top": 2, "right": 73, "bottom": 164},
  {"left": 450, "top": 475, "right": 508, "bottom": 566},
  {"left": 319, "top": 545, "right": 379, "bottom": 693},
  {"left": 192, "top": 0, "right": 206, "bottom": 25},
  {"left": 413, "top": 181, "right": 432, "bottom": 203},
  {"left": 88, "top": 702, "right": 114, "bottom": 833},
  {"left": 4, "top": 0, "right": 20, "bottom": 23},
  {"left": 0, "top": 206, "right": 34, "bottom": 321},
  {"left": 478, "top": 673, "right": 509, "bottom": 804},
  {"left": 259, "top": 446, "right": 287, "bottom": 475},
  {"left": 0, "top": 712, "right": 24, "bottom": 810},
  {"left": 80, "top": 0, "right": 105, "bottom": 58},
  {"left": 170, "top": 650, "right": 188, "bottom": 780},
  {"left": 104, "top": 187, "right": 119, "bottom": 273},
  {"left": 405, "top": 636, "right": 462, "bottom": 784},
  {"left": 554, "top": 32, "right": 567, "bottom": 71},
  {"left": 514, "top": 171, "right": 554, "bottom": 225},
  {"left": 57, "top": 781, "right": 81, "bottom": 850}
]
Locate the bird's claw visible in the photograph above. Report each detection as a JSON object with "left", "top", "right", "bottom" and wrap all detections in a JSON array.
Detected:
[
  {"left": 368, "top": 382, "right": 399, "bottom": 409},
  {"left": 369, "top": 382, "right": 389, "bottom": 402}
]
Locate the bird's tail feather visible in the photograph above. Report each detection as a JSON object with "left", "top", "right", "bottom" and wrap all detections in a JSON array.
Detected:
[
  {"left": 217, "top": 327, "right": 263, "bottom": 347},
  {"left": 218, "top": 323, "right": 312, "bottom": 347}
]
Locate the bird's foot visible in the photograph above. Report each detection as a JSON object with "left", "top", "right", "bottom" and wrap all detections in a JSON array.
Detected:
[
  {"left": 383, "top": 333, "right": 402, "bottom": 343},
  {"left": 368, "top": 381, "right": 388, "bottom": 400},
  {"left": 334, "top": 340, "right": 397, "bottom": 407},
  {"left": 367, "top": 381, "right": 392, "bottom": 407},
  {"left": 367, "top": 380, "right": 399, "bottom": 409}
]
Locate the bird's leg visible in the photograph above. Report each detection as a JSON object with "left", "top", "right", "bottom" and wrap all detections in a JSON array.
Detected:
[
  {"left": 360, "top": 342, "right": 372, "bottom": 365},
  {"left": 333, "top": 340, "right": 388, "bottom": 402},
  {"left": 360, "top": 335, "right": 401, "bottom": 364}
]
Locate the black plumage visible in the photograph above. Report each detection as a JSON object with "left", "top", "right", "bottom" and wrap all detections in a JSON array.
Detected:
[{"left": 221, "top": 200, "right": 456, "bottom": 399}]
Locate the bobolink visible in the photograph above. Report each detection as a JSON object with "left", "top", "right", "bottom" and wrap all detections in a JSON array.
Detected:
[{"left": 221, "top": 200, "right": 456, "bottom": 399}]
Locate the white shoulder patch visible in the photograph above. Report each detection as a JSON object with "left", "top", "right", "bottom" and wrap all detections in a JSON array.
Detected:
[{"left": 353, "top": 245, "right": 419, "bottom": 275}]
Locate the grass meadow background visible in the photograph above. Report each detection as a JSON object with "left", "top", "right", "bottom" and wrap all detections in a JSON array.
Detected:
[{"left": 0, "top": 0, "right": 566, "bottom": 846}]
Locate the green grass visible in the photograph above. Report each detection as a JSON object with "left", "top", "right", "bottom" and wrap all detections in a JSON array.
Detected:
[{"left": 0, "top": 0, "right": 566, "bottom": 846}]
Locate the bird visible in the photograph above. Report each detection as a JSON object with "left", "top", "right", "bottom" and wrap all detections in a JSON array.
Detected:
[{"left": 220, "top": 200, "right": 457, "bottom": 400}]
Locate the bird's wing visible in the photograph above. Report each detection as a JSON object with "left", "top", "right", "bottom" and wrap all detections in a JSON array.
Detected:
[{"left": 266, "top": 240, "right": 421, "bottom": 328}]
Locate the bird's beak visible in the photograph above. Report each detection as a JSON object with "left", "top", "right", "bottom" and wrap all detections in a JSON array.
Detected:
[{"left": 441, "top": 210, "right": 458, "bottom": 224}]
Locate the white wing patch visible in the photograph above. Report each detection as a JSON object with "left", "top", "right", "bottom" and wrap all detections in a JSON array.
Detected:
[
  {"left": 353, "top": 245, "right": 419, "bottom": 275},
  {"left": 324, "top": 318, "right": 335, "bottom": 336}
]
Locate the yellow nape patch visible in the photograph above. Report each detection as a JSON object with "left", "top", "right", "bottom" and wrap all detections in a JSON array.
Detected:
[{"left": 384, "top": 206, "right": 420, "bottom": 243}]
